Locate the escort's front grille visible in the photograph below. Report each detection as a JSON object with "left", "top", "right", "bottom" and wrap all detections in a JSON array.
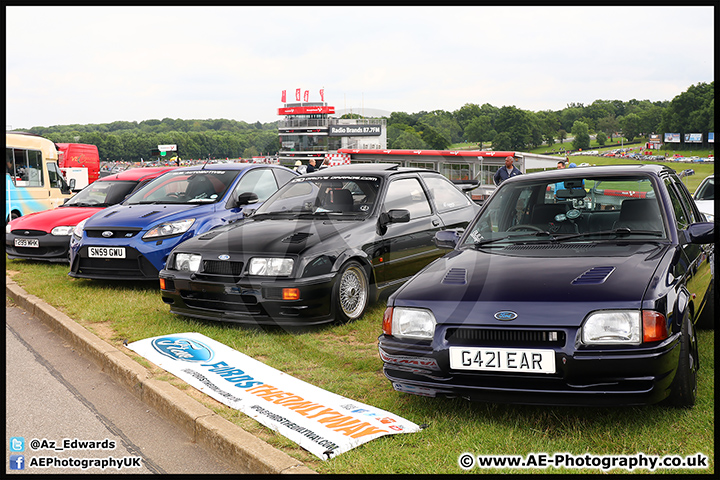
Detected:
[
  {"left": 446, "top": 328, "right": 566, "bottom": 347},
  {"left": 11, "top": 229, "right": 47, "bottom": 236}
]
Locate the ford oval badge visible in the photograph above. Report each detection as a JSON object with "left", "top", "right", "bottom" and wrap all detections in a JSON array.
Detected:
[
  {"left": 102, "top": 231, "right": 114, "bottom": 238},
  {"left": 151, "top": 336, "right": 214, "bottom": 362},
  {"left": 494, "top": 311, "right": 518, "bottom": 321},
  {"left": 218, "top": 255, "right": 230, "bottom": 260}
]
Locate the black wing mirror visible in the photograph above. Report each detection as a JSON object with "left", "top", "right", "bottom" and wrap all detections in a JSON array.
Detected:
[{"left": 232, "top": 191, "right": 259, "bottom": 208}]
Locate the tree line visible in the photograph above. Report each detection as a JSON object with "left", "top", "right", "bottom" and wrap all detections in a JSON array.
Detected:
[{"left": 22, "top": 82, "right": 713, "bottom": 162}]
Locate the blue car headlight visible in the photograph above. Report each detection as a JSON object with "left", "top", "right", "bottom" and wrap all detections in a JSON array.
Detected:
[
  {"left": 143, "top": 218, "right": 195, "bottom": 240},
  {"left": 581, "top": 310, "right": 642, "bottom": 345},
  {"left": 72, "top": 219, "right": 87, "bottom": 239}
]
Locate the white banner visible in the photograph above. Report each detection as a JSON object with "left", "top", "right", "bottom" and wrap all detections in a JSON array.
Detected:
[{"left": 128, "top": 333, "right": 420, "bottom": 460}]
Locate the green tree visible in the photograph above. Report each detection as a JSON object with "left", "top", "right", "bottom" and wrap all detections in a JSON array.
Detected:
[
  {"left": 495, "top": 106, "right": 531, "bottom": 150},
  {"left": 571, "top": 120, "right": 591, "bottom": 150},
  {"left": 596, "top": 131, "right": 607, "bottom": 147},
  {"left": 417, "top": 123, "right": 450, "bottom": 150},
  {"left": 619, "top": 113, "right": 642, "bottom": 141},
  {"left": 492, "top": 132, "right": 512, "bottom": 151},
  {"left": 392, "top": 130, "right": 426, "bottom": 149}
]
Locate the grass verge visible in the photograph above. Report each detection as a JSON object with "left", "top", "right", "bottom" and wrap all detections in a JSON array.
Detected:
[{"left": 5, "top": 260, "right": 714, "bottom": 474}]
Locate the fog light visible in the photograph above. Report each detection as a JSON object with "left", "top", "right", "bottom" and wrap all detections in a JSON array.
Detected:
[{"left": 283, "top": 288, "right": 300, "bottom": 300}]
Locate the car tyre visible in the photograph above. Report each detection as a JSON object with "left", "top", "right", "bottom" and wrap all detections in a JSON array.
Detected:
[
  {"left": 666, "top": 315, "right": 698, "bottom": 408},
  {"left": 333, "top": 260, "right": 369, "bottom": 323}
]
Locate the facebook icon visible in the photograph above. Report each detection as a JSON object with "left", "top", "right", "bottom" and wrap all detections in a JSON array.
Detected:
[{"left": 10, "top": 455, "right": 25, "bottom": 470}]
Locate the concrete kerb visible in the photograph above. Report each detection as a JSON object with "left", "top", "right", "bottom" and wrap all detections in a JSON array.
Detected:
[{"left": 5, "top": 276, "right": 316, "bottom": 475}]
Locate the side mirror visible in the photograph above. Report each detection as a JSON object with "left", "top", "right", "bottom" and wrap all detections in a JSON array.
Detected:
[
  {"left": 69, "top": 178, "right": 76, "bottom": 191},
  {"left": 379, "top": 209, "right": 410, "bottom": 226},
  {"left": 434, "top": 229, "right": 461, "bottom": 249},
  {"left": 684, "top": 222, "right": 714, "bottom": 245},
  {"left": 233, "top": 192, "right": 259, "bottom": 208},
  {"left": 377, "top": 209, "right": 410, "bottom": 235}
]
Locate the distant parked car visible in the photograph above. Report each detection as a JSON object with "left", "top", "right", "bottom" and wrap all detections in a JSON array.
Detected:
[
  {"left": 158, "top": 164, "right": 481, "bottom": 325},
  {"left": 379, "top": 165, "right": 714, "bottom": 407},
  {"left": 68, "top": 163, "right": 297, "bottom": 280},
  {"left": 692, "top": 174, "right": 714, "bottom": 222},
  {"left": 6, "top": 167, "right": 175, "bottom": 263}
]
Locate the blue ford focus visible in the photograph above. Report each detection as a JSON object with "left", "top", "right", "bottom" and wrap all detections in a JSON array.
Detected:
[
  {"left": 379, "top": 165, "right": 714, "bottom": 407},
  {"left": 69, "top": 163, "right": 297, "bottom": 280}
]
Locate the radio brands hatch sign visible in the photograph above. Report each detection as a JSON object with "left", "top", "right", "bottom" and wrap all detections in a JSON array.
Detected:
[
  {"left": 128, "top": 333, "right": 420, "bottom": 460},
  {"left": 328, "top": 125, "right": 382, "bottom": 136}
]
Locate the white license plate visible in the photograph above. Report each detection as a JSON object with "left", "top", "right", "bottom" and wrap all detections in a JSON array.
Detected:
[
  {"left": 449, "top": 347, "right": 555, "bottom": 374},
  {"left": 88, "top": 246, "right": 126, "bottom": 258},
  {"left": 14, "top": 238, "right": 39, "bottom": 248}
]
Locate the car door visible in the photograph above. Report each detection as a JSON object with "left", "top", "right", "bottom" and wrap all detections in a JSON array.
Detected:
[
  {"left": 372, "top": 175, "right": 443, "bottom": 287},
  {"left": 665, "top": 175, "right": 713, "bottom": 322}
]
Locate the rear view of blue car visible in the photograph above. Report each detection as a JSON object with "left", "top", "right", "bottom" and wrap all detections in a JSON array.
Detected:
[{"left": 69, "top": 163, "right": 297, "bottom": 280}]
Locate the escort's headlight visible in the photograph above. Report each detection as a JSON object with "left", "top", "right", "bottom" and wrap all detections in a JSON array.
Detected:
[
  {"left": 6, "top": 223, "right": 12, "bottom": 234},
  {"left": 51, "top": 226, "right": 75, "bottom": 236},
  {"left": 143, "top": 218, "right": 195, "bottom": 240},
  {"left": 581, "top": 310, "right": 641, "bottom": 345},
  {"left": 248, "top": 258, "right": 294, "bottom": 276},
  {"left": 72, "top": 219, "right": 87, "bottom": 239},
  {"left": 383, "top": 307, "right": 436, "bottom": 340},
  {"left": 174, "top": 253, "right": 202, "bottom": 272}
]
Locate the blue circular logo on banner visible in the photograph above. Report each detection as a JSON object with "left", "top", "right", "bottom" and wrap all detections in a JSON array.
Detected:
[{"left": 151, "top": 336, "right": 214, "bottom": 362}]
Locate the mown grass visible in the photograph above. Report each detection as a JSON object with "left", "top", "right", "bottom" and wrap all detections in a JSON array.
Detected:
[{"left": 5, "top": 259, "right": 715, "bottom": 474}]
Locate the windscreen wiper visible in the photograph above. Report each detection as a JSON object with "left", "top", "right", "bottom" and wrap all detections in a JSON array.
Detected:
[
  {"left": 470, "top": 230, "right": 553, "bottom": 248},
  {"left": 552, "top": 228, "right": 664, "bottom": 242}
]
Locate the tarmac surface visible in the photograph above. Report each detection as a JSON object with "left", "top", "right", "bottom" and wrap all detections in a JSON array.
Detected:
[{"left": 6, "top": 275, "right": 316, "bottom": 475}]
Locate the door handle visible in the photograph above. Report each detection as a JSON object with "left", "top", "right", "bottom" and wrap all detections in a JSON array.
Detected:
[{"left": 432, "top": 219, "right": 440, "bottom": 227}]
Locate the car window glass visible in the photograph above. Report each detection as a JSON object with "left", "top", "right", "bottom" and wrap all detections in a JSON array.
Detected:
[
  {"left": 255, "top": 177, "right": 380, "bottom": 216},
  {"left": 233, "top": 168, "right": 278, "bottom": 202},
  {"left": 46, "top": 161, "right": 70, "bottom": 190},
  {"left": 273, "top": 168, "right": 297, "bottom": 190},
  {"left": 125, "top": 170, "right": 240, "bottom": 204},
  {"left": 421, "top": 174, "right": 471, "bottom": 213},
  {"left": 694, "top": 176, "right": 714, "bottom": 200},
  {"left": 383, "top": 178, "right": 432, "bottom": 218},
  {"left": 665, "top": 178, "right": 692, "bottom": 227},
  {"left": 671, "top": 176, "right": 701, "bottom": 224},
  {"left": 464, "top": 175, "right": 668, "bottom": 244},
  {"left": 11, "top": 148, "right": 44, "bottom": 187},
  {"left": 65, "top": 180, "right": 136, "bottom": 206}
]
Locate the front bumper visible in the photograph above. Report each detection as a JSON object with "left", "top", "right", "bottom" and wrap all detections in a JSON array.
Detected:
[
  {"left": 69, "top": 245, "right": 160, "bottom": 280},
  {"left": 159, "top": 270, "right": 338, "bottom": 326},
  {"left": 378, "top": 331, "right": 681, "bottom": 406},
  {"left": 6, "top": 232, "right": 72, "bottom": 263}
]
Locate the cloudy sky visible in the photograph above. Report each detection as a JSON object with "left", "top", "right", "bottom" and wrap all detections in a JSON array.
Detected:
[{"left": 6, "top": 6, "right": 714, "bottom": 129}]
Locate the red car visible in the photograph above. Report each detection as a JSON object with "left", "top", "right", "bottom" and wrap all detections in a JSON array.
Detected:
[{"left": 6, "top": 167, "right": 176, "bottom": 263}]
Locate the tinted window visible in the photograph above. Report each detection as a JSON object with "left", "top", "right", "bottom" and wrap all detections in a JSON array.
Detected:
[
  {"left": 234, "top": 168, "right": 278, "bottom": 202},
  {"left": 421, "top": 173, "right": 471, "bottom": 213},
  {"left": 383, "top": 178, "right": 432, "bottom": 219},
  {"left": 65, "top": 180, "right": 137, "bottom": 206},
  {"left": 125, "top": 170, "right": 241, "bottom": 204}
]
